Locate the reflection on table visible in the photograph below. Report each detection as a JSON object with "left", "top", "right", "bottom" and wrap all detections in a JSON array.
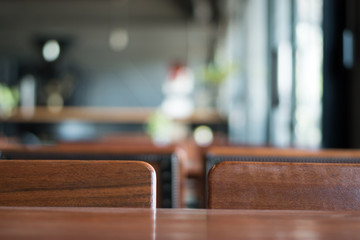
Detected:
[{"left": 1, "top": 207, "right": 360, "bottom": 240}]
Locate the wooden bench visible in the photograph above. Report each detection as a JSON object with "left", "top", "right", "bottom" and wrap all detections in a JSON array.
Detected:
[
  {"left": 208, "top": 161, "right": 360, "bottom": 210},
  {"left": 0, "top": 144, "right": 183, "bottom": 208},
  {"left": 0, "top": 160, "right": 156, "bottom": 208}
]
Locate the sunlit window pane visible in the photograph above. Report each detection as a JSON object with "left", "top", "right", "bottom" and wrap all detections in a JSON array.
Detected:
[{"left": 295, "top": 0, "right": 323, "bottom": 148}]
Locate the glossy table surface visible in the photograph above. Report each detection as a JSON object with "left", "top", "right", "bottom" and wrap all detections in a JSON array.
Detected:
[{"left": 1, "top": 207, "right": 360, "bottom": 240}]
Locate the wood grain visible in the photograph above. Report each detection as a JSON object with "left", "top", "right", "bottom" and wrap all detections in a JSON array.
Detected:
[
  {"left": 0, "top": 160, "right": 156, "bottom": 208},
  {"left": 1, "top": 207, "right": 360, "bottom": 240},
  {"left": 208, "top": 146, "right": 360, "bottom": 159},
  {"left": 208, "top": 161, "right": 360, "bottom": 210},
  {"left": 0, "top": 143, "right": 182, "bottom": 208}
]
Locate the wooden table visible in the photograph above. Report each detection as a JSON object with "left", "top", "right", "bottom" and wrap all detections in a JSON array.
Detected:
[
  {"left": 1, "top": 207, "right": 360, "bottom": 239},
  {"left": 1, "top": 107, "right": 225, "bottom": 124}
]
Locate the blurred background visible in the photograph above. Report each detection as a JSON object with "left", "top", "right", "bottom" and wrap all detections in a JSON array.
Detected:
[{"left": 0, "top": 0, "right": 358, "bottom": 149}]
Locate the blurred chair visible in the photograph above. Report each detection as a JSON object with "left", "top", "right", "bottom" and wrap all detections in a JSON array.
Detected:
[
  {"left": 205, "top": 146, "right": 360, "bottom": 208},
  {"left": 206, "top": 146, "right": 360, "bottom": 177},
  {"left": 0, "top": 160, "right": 156, "bottom": 208},
  {"left": 0, "top": 143, "right": 183, "bottom": 208},
  {"left": 208, "top": 161, "right": 360, "bottom": 210}
]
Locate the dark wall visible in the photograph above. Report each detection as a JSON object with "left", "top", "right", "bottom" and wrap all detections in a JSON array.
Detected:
[{"left": 323, "top": 0, "right": 360, "bottom": 148}]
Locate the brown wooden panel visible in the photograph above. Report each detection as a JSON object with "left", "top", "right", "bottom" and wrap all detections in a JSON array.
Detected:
[
  {"left": 3, "top": 207, "right": 360, "bottom": 239},
  {"left": 0, "top": 107, "right": 225, "bottom": 124},
  {"left": 208, "top": 146, "right": 360, "bottom": 158},
  {"left": 208, "top": 161, "right": 360, "bottom": 210},
  {"left": 0, "top": 143, "right": 182, "bottom": 208},
  {"left": 205, "top": 146, "right": 360, "bottom": 208},
  {"left": 0, "top": 160, "right": 156, "bottom": 208}
]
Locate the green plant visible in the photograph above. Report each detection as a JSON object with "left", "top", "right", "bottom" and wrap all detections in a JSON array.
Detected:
[
  {"left": 146, "top": 110, "right": 174, "bottom": 144},
  {"left": 201, "top": 62, "right": 236, "bottom": 85},
  {"left": 0, "top": 83, "right": 19, "bottom": 117}
]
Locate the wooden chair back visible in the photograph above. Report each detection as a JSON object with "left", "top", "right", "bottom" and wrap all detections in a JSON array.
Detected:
[
  {"left": 208, "top": 161, "right": 360, "bottom": 210},
  {"left": 0, "top": 144, "right": 183, "bottom": 208},
  {"left": 206, "top": 146, "right": 360, "bottom": 177},
  {"left": 0, "top": 160, "right": 156, "bottom": 208}
]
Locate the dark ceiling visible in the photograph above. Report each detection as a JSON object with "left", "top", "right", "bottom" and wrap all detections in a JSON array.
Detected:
[{"left": 0, "top": 0, "right": 223, "bottom": 25}]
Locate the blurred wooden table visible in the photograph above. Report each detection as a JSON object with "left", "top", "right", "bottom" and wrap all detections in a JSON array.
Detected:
[
  {"left": 1, "top": 207, "right": 360, "bottom": 239},
  {"left": 0, "top": 107, "right": 225, "bottom": 124}
]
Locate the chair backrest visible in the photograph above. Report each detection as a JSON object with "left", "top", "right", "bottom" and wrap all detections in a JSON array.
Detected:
[
  {"left": 0, "top": 160, "right": 156, "bottom": 208},
  {"left": 0, "top": 144, "right": 182, "bottom": 208},
  {"left": 206, "top": 146, "right": 360, "bottom": 177},
  {"left": 208, "top": 161, "right": 360, "bottom": 210}
]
